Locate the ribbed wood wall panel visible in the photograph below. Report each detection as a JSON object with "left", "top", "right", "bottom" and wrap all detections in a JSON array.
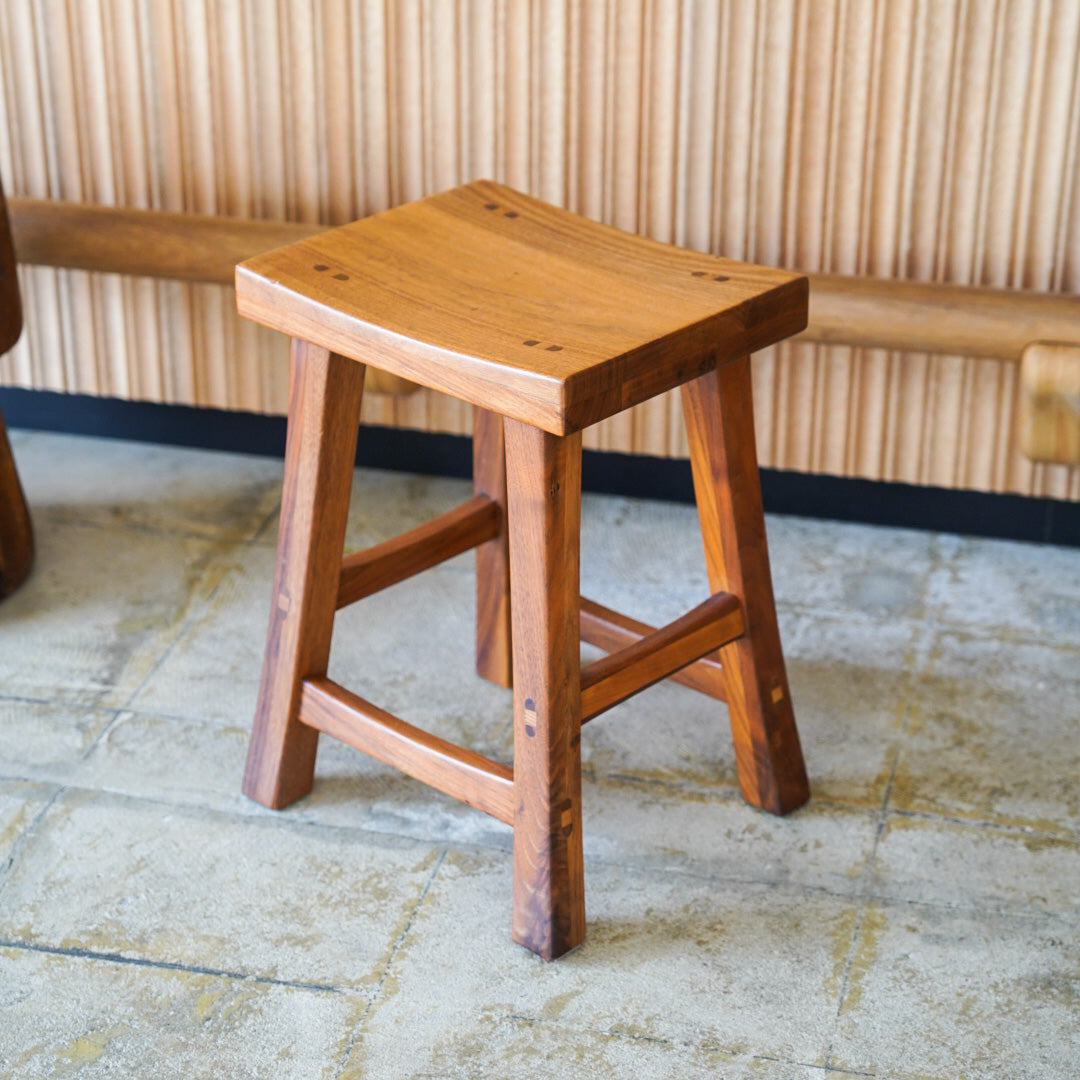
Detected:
[{"left": 0, "top": 0, "right": 1077, "bottom": 498}]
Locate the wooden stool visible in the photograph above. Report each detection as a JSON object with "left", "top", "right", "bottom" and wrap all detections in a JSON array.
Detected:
[{"left": 236, "top": 182, "right": 810, "bottom": 959}]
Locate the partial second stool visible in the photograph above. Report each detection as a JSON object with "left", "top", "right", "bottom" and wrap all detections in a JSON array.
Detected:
[{"left": 236, "top": 181, "right": 810, "bottom": 959}]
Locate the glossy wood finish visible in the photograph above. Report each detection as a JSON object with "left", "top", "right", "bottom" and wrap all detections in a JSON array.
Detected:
[
  {"left": 243, "top": 340, "right": 365, "bottom": 809},
  {"left": 239, "top": 183, "right": 810, "bottom": 958},
  {"left": 580, "top": 592, "right": 744, "bottom": 723},
  {"left": 683, "top": 359, "right": 810, "bottom": 816},
  {"left": 337, "top": 494, "right": 498, "bottom": 609},
  {"left": 505, "top": 420, "right": 585, "bottom": 959},
  {"left": 579, "top": 597, "right": 728, "bottom": 702},
  {"left": 0, "top": 180, "right": 33, "bottom": 601},
  {"left": 236, "top": 181, "right": 808, "bottom": 435},
  {"left": 299, "top": 677, "right": 515, "bottom": 824},
  {"left": 473, "top": 408, "right": 513, "bottom": 688},
  {"left": 1019, "top": 343, "right": 1080, "bottom": 466}
]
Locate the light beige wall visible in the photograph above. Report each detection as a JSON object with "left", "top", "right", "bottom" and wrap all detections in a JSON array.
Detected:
[{"left": 1, "top": 0, "right": 1078, "bottom": 499}]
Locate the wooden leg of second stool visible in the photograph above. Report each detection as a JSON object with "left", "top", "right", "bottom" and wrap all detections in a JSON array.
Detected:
[
  {"left": 505, "top": 420, "right": 585, "bottom": 959},
  {"left": 682, "top": 358, "right": 810, "bottom": 816},
  {"left": 473, "top": 408, "right": 512, "bottom": 687},
  {"left": 0, "top": 408, "right": 33, "bottom": 600},
  {"left": 243, "top": 341, "right": 365, "bottom": 809}
]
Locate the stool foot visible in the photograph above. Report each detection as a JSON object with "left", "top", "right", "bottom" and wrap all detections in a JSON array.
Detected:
[
  {"left": 682, "top": 359, "right": 810, "bottom": 816},
  {"left": 505, "top": 421, "right": 586, "bottom": 958},
  {"left": 244, "top": 341, "right": 365, "bottom": 809},
  {"left": 473, "top": 408, "right": 513, "bottom": 688}
]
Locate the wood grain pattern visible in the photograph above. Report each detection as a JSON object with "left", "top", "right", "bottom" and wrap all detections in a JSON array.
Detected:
[
  {"left": 803, "top": 274, "right": 1080, "bottom": 363},
  {"left": 580, "top": 591, "right": 744, "bottom": 723},
  {"left": 683, "top": 359, "right": 809, "bottom": 816},
  {"left": 9, "top": 197, "right": 323, "bottom": 284},
  {"left": 298, "top": 676, "right": 515, "bottom": 825},
  {"left": 1, "top": 0, "right": 1078, "bottom": 499},
  {"left": 1020, "top": 343, "right": 1080, "bottom": 465},
  {"left": 0, "top": 179, "right": 32, "bottom": 601},
  {"left": 243, "top": 341, "right": 364, "bottom": 809},
  {"left": 236, "top": 181, "right": 808, "bottom": 435},
  {"left": 473, "top": 407, "right": 513, "bottom": 688},
  {"left": 336, "top": 494, "right": 498, "bottom": 609},
  {"left": 579, "top": 596, "right": 727, "bottom": 702},
  {"left": 10, "top": 197, "right": 1079, "bottom": 369},
  {"left": 505, "top": 419, "right": 584, "bottom": 959}
]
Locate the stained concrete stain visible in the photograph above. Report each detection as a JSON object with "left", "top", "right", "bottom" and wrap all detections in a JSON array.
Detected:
[
  {"left": 4, "top": 435, "right": 1080, "bottom": 1078},
  {"left": 539, "top": 988, "right": 583, "bottom": 1021},
  {"left": 823, "top": 906, "right": 861, "bottom": 1004},
  {"left": 836, "top": 905, "right": 888, "bottom": 1016},
  {"left": 51, "top": 1025, "right": 129, "bottom": 1075}
]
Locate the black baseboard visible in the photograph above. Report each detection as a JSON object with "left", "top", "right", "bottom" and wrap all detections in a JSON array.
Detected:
[{"left": 2, "top": 387, "right": 1077, "bottom": 547}]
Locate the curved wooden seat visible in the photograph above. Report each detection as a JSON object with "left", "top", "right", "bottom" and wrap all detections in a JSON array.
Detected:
[{"left": 237, "top": 181, "right": 807, "bottom": 435}]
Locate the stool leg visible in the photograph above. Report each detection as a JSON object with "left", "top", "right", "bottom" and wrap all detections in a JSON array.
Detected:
[
  {"left": 473, "top": 408, "right": 512, "bottom": 688},
  {"left": 682, "top": 358, "right": 810, "bottom": 816},
  {"left": 0, "top": 408, "right": 33, "bottom": 601},
  {"left": 505, "top": 420, "right": 585, "bottom": 959},
  {"left": 243, "top": 341, "right": 365, "bottom": 809}
]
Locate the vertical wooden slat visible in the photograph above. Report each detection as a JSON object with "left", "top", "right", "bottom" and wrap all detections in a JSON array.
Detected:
[{"left": 0, "top": 0, "right": 1075, "bottom": 501}]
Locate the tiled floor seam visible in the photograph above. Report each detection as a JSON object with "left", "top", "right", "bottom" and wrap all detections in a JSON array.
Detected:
[
  {"left": 0, "top": 937, "right": 344, "bottom": 994},
  {"left": 6, "top": 775, "right": 1075, "bottom": 925},
  {"left": 17, "top": 775, "right": 1077, "bottom": 920},
  {"left": 24, "top": 510, "right": 255, "bottom": 546},
  {"left": 823, "top": 698, "right": 910, "bottom": 1070},
  {"left": 113, "top": 555, "right": 241, "bottom": 713},
  {"left": 0, "top": 785, "right": 63, "bottom": 903},
  {"left": 332, "top": 845, "right": 449, "bottom": 1079},
  {"left": 0, "top": 778, "right": 863, "bottom": 901},
  {"left": 252, "top": 499, "right": 284, "bottom": 545},
  {"left": 502, "top": 1012, "right": 870, "bottom": 1075},
  {"left": 885, "top": 806, "right": 1080, "bottom": 843}
]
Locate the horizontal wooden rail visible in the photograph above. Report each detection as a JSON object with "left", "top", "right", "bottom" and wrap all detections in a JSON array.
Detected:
[
  {"left": 579, "top": 596, "right": 728, "bottom": 701},
  {"left": 337, "top": 495, "right": 500, "bottom": 609},
  {"left": 580, "top": 592, "right": 744, "bottom": 723},
  {"left": 9, "top": 197, "right": 322, "bottom": 284},
  {"left": 9, "top": 198, "right": 1080, "bottom": 364},
  {"left": 7, "top": 197, "right": 415, "bottom": 395},
  {"left": 804, "top": 273, "right": 1080, "bottom": 364},
  {"left": 299, "top": 676, "right": 515, "bottom": 824}
]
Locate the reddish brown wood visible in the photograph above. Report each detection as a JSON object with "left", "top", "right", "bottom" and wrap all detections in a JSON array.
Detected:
[
  {"left": 0, "top": 179, "right": 32, "bottom": 601},
  {"left": 236, "top": 181, "right": 807, "bottom": 435},
  {"left": 299, "top": 676, "right": 515, "bottom": 823},
  {"left": 580, "top": 592, "right": 744, "bottom": 722},
  {"left": 473, "top": 408, "right": 513, "bottom": 688},
  {"left": 505, "top": 420, "right": 585, "bottom": 959},
  {"left": 0, "top": 413, "right": 32, "bottom": 602},
  {"left": 579, "top": 597, "right": 728, "bottom": 701},
  {"left": 337, "top": 494, "right": 498, "bottom": 608},
  {"left": 234, "top": 182, "right": 811, "bottom": 958},
  {"left": 243, "top": 340, "right": 365, "bottom": 809},
  {"left": 682, "top": 358, "right": 809, "bottom": 815}
]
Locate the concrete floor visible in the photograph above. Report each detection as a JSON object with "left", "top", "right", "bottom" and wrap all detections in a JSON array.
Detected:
[{"left": 0, "top": 429, "right": 1077, "bottom": 1079}]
